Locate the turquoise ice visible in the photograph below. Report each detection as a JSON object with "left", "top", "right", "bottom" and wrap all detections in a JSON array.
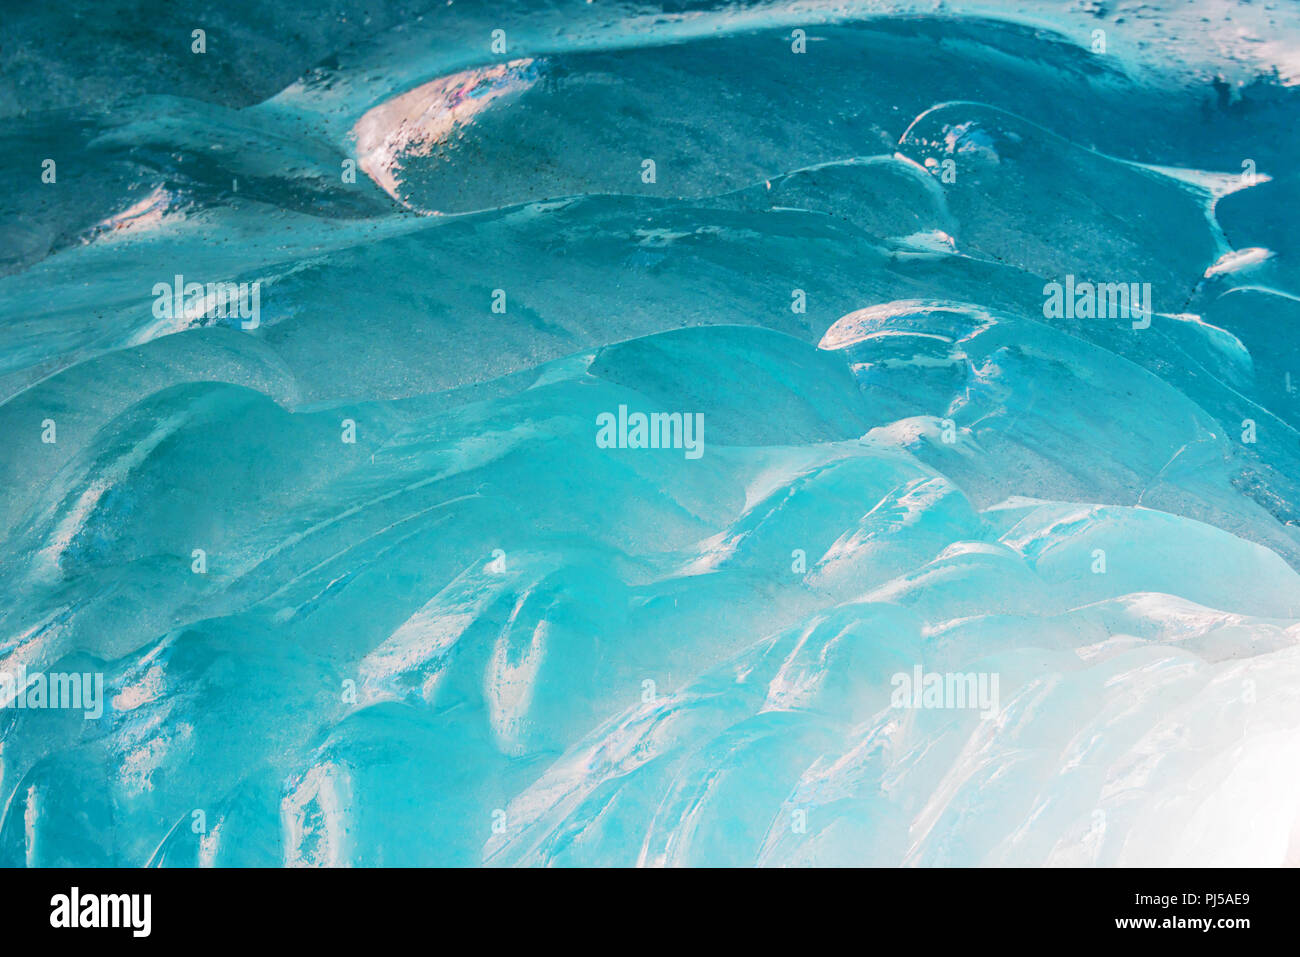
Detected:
[{"left": 1, "top": 1, "right": 1299, "bottom": 866}]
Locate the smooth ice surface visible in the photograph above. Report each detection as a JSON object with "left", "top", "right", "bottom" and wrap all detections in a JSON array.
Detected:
[{"left": 1, "top": 0, "right": 1299, "bottom": 866}]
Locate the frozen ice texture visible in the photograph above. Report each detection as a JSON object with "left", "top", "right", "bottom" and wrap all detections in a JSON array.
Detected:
[{"left": 1, "top": 1, "right": 1299, "bottom": 866}]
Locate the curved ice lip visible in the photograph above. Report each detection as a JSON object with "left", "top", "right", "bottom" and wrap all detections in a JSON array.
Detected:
[
  {"left": 345, "top": 26, "right": 1221, "bottom": 217},
  {"left": 352, "top": 59, "right": 543, "bottom": 212},
  {"left": 819, "top": 300, "right": 995, "bottom": 350},
  {"left": 84, "top": 186, "right": 185, "bottom": 240},
  {"left": 262, "top": 0, "right": 1300, "bottom": 139},
  {"left": 1204, "top": 246, "right": 1275, "bottom": 278}
]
